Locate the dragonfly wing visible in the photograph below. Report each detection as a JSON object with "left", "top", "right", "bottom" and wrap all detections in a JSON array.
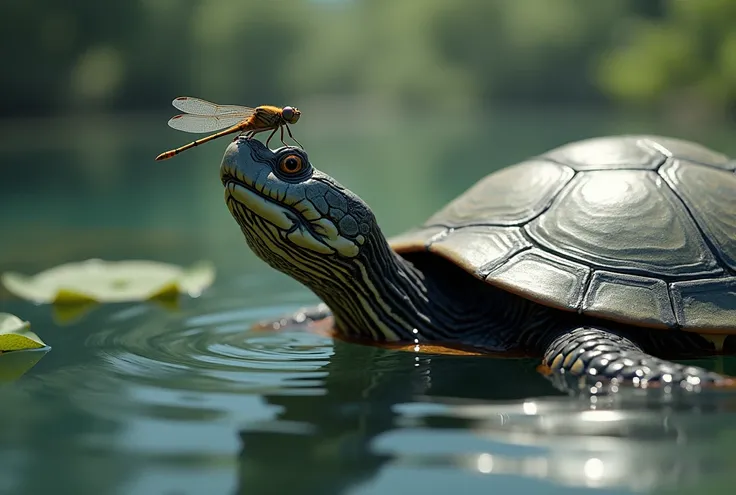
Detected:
[
  {"left": 167, "top": 114, "right": 246, "bottom": 133},
  {"left": 171, "top": 97, "right": 255, "bottom": 117}
]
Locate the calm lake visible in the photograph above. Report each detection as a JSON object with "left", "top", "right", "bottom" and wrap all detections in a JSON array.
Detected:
[{"left": 1, "top": 106, "right": 736, "bottom": 495}]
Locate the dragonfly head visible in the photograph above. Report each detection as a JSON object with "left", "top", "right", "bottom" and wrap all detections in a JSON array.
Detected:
[
  {"left": 220, "top": 137, "right": 383, "bottom": 292},
  {"left": 281, "top": 106, "right": 301, "bottom": 124}
]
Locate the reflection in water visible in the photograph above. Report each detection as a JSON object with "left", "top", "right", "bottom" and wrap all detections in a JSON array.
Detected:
[
  {"left": 235, "top": 341, "right": 407, "bottom": 495},
  {"left": 387, "top": 394, "right": 736, "bottom": 492},
  {"left": 47, "top": 297, "right": 736, "bottom": 494},
  {"left": 0, "top": 347, "right": 48, "bottom": 383},
  {"left": 74, "top": 298, "right": 562, "bottom": 494},
  {"left": 4, "top": 284, "right": 736, "bottom": 494},
  {"left": 231, "top": 325, "right": 736, "bottom": 494},
  {"left": 0, "top": 313, "right": 136, "bottom": 495}
]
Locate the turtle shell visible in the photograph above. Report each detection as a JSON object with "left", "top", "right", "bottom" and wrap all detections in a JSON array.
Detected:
[{"left": 390, "top": 135, "right": 736, "bottom": 334}]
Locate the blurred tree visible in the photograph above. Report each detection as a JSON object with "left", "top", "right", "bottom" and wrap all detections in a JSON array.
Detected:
[
  {"left": 2, "top": 0, "right": 735, "bottom": 121},
  {"left": 3, "top": 0, "right": 142, "bottom": 116},
  {"left": 597, "top": 0, "right": 736, "bottom": 119},
  {"left": 188, "top": 0, "right": 307, "bottom": 103},
  {"left": 433, "top": 0, "right": 628, "bottom": 105},
  {"left": 288, "top": 0, "right": 476, "bottom": 110}
]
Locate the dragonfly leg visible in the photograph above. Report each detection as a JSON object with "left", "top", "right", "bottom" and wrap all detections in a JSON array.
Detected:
[
  {"left": 265, "top": 127, "right": 279, "bottom": 147},
  {"left": 279, "top": 125, "right": 285, "bottom": 146},
  {"left": 284, "top": 124, "right": 303, "bottom": 148}
]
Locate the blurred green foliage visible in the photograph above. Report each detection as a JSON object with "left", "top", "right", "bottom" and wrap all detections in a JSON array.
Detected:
[
  {"left": 4, "top": 0, "right": 736, "bottom": 120},
  {"left": 598, "top": 0, "right": 736, "bottom": 118}
]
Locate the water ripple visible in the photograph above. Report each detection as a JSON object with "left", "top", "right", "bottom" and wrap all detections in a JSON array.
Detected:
[{"left": 86, "top": 301, "right": 335, "bottom": 396}]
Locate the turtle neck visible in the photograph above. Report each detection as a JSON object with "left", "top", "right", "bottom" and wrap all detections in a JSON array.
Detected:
[{"left": 305, "top": 227, "right": 556, "bottom": 351}]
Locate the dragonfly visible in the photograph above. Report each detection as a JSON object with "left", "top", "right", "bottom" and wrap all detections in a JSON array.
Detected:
[{"left": 155, "top": 97, "right": 303, "bottom": 161}]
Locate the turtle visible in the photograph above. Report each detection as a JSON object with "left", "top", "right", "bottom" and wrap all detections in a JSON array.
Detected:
[{"left": 219, "top": 134, "right": 736, "bottom": 393}]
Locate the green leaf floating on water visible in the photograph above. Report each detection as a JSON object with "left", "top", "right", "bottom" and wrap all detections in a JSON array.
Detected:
[
  {"left": 1, "top": 259, "right": 216, "bottom": 304},
  {"left": 0, "top": 313, "right": 48, "bottom": 382},
  {"left": 0, "top": 313, "right": 45, "bottom": 351}
]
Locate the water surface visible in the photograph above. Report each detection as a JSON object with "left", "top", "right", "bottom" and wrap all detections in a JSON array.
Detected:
[{"left": 1, "top": 108, "right": 736, "bottom": 495}]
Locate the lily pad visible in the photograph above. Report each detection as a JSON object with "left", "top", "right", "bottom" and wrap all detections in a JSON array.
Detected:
[
  {"left": 0, "top": 348, "right": 48, "bottom": 383},
  {"left": 0, "top": 313, "right": 45, "bottom": 351},
  {"left": 1, "top": 259, "right": 215, "bottom": 304}
]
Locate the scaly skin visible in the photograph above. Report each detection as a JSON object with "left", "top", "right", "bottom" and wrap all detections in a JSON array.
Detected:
[
  {"left": 543, "top": 327, "right": 732, "bottom": 392},
  {"left": 221, "top": 138, "right": 735, "bottom": 395}
]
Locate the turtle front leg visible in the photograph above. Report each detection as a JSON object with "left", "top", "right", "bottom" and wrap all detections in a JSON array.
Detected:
[{"left": 543, "top": 327, "right": 736, "bottom": 393}]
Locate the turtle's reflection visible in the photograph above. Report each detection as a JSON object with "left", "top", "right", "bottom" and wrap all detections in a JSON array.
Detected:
[
  {"left": 385, "top": 393, "right": 736, "bottom": 491},
  {"left": 234, "top": 337, "right": 736, "bottom": 493},
  {"left": 234, "top": 340, "right": 557, "bottom": 494}
]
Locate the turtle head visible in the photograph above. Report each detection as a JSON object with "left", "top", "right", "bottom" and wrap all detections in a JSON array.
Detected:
[
  {"left": 220, "top": 138, "right": 379, "bottom": 287},
  {"left": 221, "top": 137, "right": 438, "bottom": 342}
]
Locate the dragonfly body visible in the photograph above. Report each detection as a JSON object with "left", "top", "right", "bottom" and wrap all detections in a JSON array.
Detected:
[{"left": 155, "top": 97, "right": 302, "bottom": 161}]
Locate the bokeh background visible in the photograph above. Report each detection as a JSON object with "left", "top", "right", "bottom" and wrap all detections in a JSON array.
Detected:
[
  {"left": 7, "top": 0, "right": 736, "bottom": 122},
  {"left": 6, "top": 0, "right": 736, "bottom": 121},
  {"left": 3, "top": 0, "right": 736, "bottom": 267},
  {"left": 4, "top": 0, "right": 736, "bottom": 286}
]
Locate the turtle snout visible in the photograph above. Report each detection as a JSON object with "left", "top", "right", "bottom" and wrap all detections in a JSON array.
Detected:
[
  {"left": 220, "top": 138, "right": 269, "bottom": 185},
  {"left": 220, "top": 139, "right": 375, "bottom": 259}
]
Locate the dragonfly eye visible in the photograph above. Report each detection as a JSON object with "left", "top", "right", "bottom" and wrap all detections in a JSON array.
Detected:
[
  {"left": 282, "top": 107, "right": 294, "bottom": 120},
  {"left": 279, "top": 154, "right": 304, "bottom": 174}
]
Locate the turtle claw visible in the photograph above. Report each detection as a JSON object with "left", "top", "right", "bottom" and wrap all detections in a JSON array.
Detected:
[{"left": 543, "top": 326, "right": 736, "bottom": 396}]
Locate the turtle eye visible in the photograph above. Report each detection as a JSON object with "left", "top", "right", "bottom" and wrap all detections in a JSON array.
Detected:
[
  {"left": 279, "top": 154, "right": 303, "bottom": 174},
  {"left": 282, "top": 107, "right": 294, "bottom": 120}
]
